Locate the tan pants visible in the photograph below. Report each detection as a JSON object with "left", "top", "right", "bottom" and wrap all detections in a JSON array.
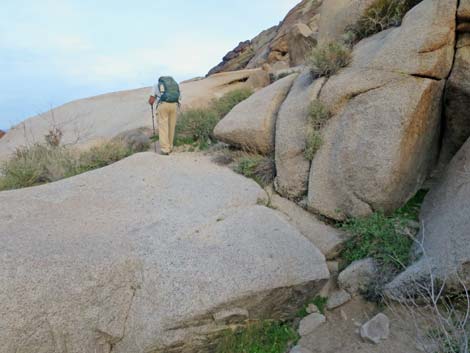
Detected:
[{"left": 156, "top": 102, "right": 177, "bottom": 153}]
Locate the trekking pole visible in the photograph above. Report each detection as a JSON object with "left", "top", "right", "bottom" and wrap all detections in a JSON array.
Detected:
[{"left": 151, "top": 104, "right": 157, "bottom": 153}]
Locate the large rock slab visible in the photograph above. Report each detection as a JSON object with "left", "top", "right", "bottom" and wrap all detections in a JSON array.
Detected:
[
  {"left": 0, "top": 69, "right": 269, "bottom": 162},
  {"left": 270, "top": 193, "right": 349, "bottom": 260},
  {"left": 309, "top": 74, "right": 444, "bottom": 219},
  {"left": 275, "top": 70, "right": 326, "bottom": 199},
  {"left": 307, "top": 0, "right": 456, "bottom": 220},
  {"left": 213, "top": 74, "right": 297, "bottom": 154},
  {"left": 386, "top": 138, "right": 470, "bottom": 297},
  {"left": 0, "top": 152, "right": 329, "bottom": 353}
]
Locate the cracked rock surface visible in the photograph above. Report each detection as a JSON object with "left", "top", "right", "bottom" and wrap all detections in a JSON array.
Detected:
[
  {"left": 307, "top": 0, "right": 457, "bottom": 220},
  {"left": 0, "top": 152, "right": 329, "bottom": 353}
]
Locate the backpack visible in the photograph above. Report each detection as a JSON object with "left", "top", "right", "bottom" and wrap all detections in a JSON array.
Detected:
[{"left": 158, "top": 76, "right": 180, "bottom": 103}]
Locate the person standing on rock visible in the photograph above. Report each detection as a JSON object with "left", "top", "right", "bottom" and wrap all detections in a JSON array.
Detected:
[{"left": 148, "top": 76, "right": 181, "bottom": 155}]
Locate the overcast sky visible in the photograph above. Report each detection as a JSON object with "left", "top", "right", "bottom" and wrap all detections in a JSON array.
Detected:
[{"left": 0, "top": 0, "right": 299, "bottom": 130}]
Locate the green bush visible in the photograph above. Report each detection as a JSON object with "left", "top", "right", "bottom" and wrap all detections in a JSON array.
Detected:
[
  {"left": 234, "top": 154, "right": 275, "bottom": 186},
  {"left": 339, "top": 191, "right": 427, "bottom": 272},
  {"left": 348, "top": 0, "right": 423, "bottom": 42},
  {"left": 176, "top": 109, "right": 219, "bottom": 148},
  {"left": 304, "top": 131, "right": 323, "bottom": 161},
  {"left": 0, "top": 139, "right": 141, "bottom": 191},
  {"left": 175, "top": 88, "right": 253, "bottom": 149},
  {"left": 0, "top": 144, "right": 76, "bottom": 190},
  {"left": 211, "top": 88, "right": 253, "bottom": 119},
  {"left": 304, "top": 100, "right": 331, "bottom": 160},
  {"left": 74, "top": 140, "right": 135, "bottom": 174},
  {"left": 309, "top": 100, "right": 331, "bottom": 130},
  {"left": 216, "top": 321, "right": 299, "bottom": 353},
  {"left": 308, "top": 41, "right": 352, "bottom": 78}
]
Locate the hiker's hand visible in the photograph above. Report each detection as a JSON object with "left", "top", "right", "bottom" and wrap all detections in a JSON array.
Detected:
[{"left": 148, "top": 96, "right": 156, "bottom": 105}]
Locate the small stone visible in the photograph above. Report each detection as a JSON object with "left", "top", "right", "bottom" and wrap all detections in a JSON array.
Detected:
[
  {"left": 327, "top": 290, "right": 352, "bottom": 310},
  {"left": 338, "top": 258, "right": 378, "bottom": 295},
  {"left": 360, "top": 313, "right": 390, "bottom": 344},
  {"left": 326, "top": 261, "right": 339, "bottom": 274},
  {"left": 306, "top": 303, "right": 319, "bottom": 314},
  {"left": 298, "top": 313, "right": 326, "bottom": 336},
  {"left": 290, "top": 345, "right": 313, "bottom": 353}
]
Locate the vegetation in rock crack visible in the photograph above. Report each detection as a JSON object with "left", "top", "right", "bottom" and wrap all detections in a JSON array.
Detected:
[
  {"left": 216, "top": 321, "right": 299, "bottom": 353},
  {"left": 308, "top": 41, "right": 352, "bottom": 78},
  {"left": 0, "top": 139, "right": 145, "bottom": 191},
  {"left": 296, "top": 296, "right": 328, "bottom": 318},
  {"left": 176, "top": 88, "right": 253, "bottom": 149},
  {"left": 304, "top": 100, "right": 331, "bottom": 160},
  {"left": 234, "top": 154, "right": 275, "bottom": 187},
  {"left": 346, "top": 0, "right": 424, "bottom": 43},
  {"left": 340, "top": 190, "right": 426, "bottom": 270}
]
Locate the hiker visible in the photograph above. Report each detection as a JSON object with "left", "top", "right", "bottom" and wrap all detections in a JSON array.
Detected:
[{"left": 148, "top": 76, "right": 181, "bottom": 155}]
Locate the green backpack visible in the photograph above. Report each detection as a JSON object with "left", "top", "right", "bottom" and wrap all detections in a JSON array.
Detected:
[{"left": 158, "top": 76, "right": 181, "bottom": 103}]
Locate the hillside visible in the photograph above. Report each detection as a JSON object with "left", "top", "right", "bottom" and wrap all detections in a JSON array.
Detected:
[{"left": 1, "top": 0, "right": 470, "bottom": 353}]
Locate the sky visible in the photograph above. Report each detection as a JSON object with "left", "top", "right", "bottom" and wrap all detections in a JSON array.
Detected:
[{"left": 0, "top": 0, "right": 300, "bottom": 130}]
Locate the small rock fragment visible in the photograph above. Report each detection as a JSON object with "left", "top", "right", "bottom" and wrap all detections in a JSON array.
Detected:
[
  {"left": 213, "top": 308, "right": 249, "bottom": 323},
  {"left": 338, "top": 258, "right": 378, "bottom": 295},
  {"left": 298, "top": 313, "right": 326, "bottom": 336},
  {"left": 327, "top": 290, "right": 352, "bottom": 310},
  {"left": 360, "top": 313, "right": 390, "bottom": 344},
  {"left": 306, "top": 303, "right": 319, "bottom": 314},
  {"left": 327, "top": 261, "right": 339, "bottom": 274},
  {"left": 290, "top": 345, "right": 313, "bottom": 353}
]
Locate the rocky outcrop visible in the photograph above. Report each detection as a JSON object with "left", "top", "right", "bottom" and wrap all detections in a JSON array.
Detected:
[
  {"left": 439, "top": 5, "right": 470, "bottom": 168},
  {"left": 209, "top": 0, "right": 393, "bottom": 75},
  {"left": 0, "top": 152, "right": 330, "bottom": 353},
  {"left": 214, "top": 74, "right": 297, "bottom": 154},
  {"left": 317, "top": 0, "right": 376, "bottom": 44},
  {"left": 307, "top": 0, "right": 456, "bottom": 220},
  {"left": 207, "top": 41, "right": 254, "bottom": 76},
  {"left": 0, "top": 69, "right": 269, "bottom": 163},
  {"left": 275, "top": 71, "right": 325, "bottom": 199},
  {"left": 386, "top": 137, "right": 470, "bottom": 297},
  {"left": 269, "top": 192, "right": 349, "bottom": 260},
  {"left": 209, "top": 0, "right": 322, "bottom": 75},
  {"left": 0, "top": 130, "right": 4, "bottom": 139}
]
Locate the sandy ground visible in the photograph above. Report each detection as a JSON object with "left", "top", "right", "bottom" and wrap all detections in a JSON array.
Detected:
[{"left": 298, "top": 297, "right": 423, "bottom": 353}]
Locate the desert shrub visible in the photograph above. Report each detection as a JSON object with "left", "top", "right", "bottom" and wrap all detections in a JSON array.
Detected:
[
  {"left": 304, "top": 131, "right": 323, "bottom": 161},
  {"left": 216, "top": 321, "right": 299, "bottom": 353},
  {"left": 74, "top": 139, "right": 134, "bottom": 174},
  {"left": 234, "top": 154, "right": 275, "bottom": 186},
  {"left": 309, "top": 100, "right": 331, "bottom": 130},
  {"left": 340, "top": 190, "right": 427, "bottom": 272},
  {"left": 211, "top": 88, "right": 253, "bottom": 119},
  {"left": 176, "top": 108, "right": 219, "bottom": 148},
  {"left": 304, "top": 100, "right": 331, "bottom": 160},
  {"left": 308, "top": 41, "right": 352, "bottom": 78},
  {"left": 348, "top": 0, "right": 423, "bottom": 42},
  {"left": 175, "top": 89, "right": 253, "bottom": 149},
  {"left": 0, "top": 144, "right": 76, "bottom": 190},
  {"left": 0, "top": 139, "right": 141, "bottom": 191}
]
